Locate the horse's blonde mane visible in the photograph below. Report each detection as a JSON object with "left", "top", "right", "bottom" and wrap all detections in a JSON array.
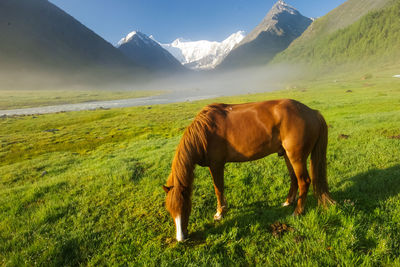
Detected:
[{"left": 167, "top": 104, "right": 227, "bottom": 189}]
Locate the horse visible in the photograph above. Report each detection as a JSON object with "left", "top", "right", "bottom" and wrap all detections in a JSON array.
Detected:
[{"left": 163, "top": 99, "right": 335, "bottom": 242}]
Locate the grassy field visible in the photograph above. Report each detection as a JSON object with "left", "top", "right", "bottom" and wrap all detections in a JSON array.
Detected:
[
  {"left": 0, "top": 89, "right": 163, "bottom": 110},
  {"left": 1, "top": 72, "right": 400, "bottom": 265}
]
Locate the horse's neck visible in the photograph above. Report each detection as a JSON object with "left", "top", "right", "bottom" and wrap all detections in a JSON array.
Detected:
[{"left": 170, "top": 146, "right": 196, "bottom": 189}]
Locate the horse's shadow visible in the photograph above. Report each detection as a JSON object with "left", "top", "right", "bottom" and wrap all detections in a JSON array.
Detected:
[
  {"left": 188, "top": 203, "right": 291, "bottom": 245},
  {"left": 188, "top": 164, "right": 400, "bottom": 244},
  {"left": 335, "top": 164, "right": 400, "bottom": 209}
]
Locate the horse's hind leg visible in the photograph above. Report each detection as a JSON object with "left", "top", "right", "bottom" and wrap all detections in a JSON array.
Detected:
[
  {"left": 209, "top": 163, "right": 227, "bottom": 221},
  {"left": 282, "top": 155, "right": 298, "bottom": 207},
  {"left": 288, "top": 158, "right": 311, "bottom": 215}
]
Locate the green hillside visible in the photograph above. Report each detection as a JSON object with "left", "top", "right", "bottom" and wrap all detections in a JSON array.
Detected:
[
  {"left": 292, "top": 0, "right": 391, "bottom": 42},
  {"left": 273, "top": 0, "right": 399, "bottom": 68}
]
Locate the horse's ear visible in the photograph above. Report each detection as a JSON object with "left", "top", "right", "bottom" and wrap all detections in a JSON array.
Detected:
[{"left": 163, "top": 185, "right": 172, "bottom": 193}]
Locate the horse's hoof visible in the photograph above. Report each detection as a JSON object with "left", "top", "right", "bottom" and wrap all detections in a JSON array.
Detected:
[
  {"left": 177, "top": 237, "right": 188, "bottom": 243},
  {"left": 292, "top": 210, "right": 303, "bottom": 217},
  {"left": 293, "top": 209, "right": 303, "bottom": 216},
  {"left": 283, "top": 198, "right": 296, "bottom": 207},
  {"left": 176, "top": 232, "right": 188, "bottom": 242},
  {"left": 214, "top": 211, "right": 223, "bottom": 221}
]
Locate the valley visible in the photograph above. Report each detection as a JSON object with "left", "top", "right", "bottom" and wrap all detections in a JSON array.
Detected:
[{"left": 1, "top": 0, "right": 400, "bottom": 265}]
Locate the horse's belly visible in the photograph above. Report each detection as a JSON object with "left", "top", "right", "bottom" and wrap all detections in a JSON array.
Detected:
[
  {"left": 222, "top": 109, "right": 281, "bottom": 162},
  {"left": 225, "top": 132, "right": 281, "bottom": 162}
]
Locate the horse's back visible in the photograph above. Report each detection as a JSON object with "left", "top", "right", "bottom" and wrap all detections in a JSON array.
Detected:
[
  {"left": 204, "top": 99, "right": 323, "bottom": 163},
  {"left": 207, "top": 100, "right": 286, "bottom": 162}
]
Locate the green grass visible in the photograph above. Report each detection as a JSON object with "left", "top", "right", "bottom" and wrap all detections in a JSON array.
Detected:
[
  {"left": 1, "top": 73, "right": 400, "bottom": 265},
  {"left": 0, "top": 89, "right": 163, "bottom": 110}
]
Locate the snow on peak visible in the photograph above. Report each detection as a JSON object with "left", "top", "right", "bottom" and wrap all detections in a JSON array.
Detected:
[
  {"left": 272, "top": 0, "right": 297, "bottom": 15},
  {"left": 154, "top": 31, "right": 245, "bottom": 70},
  {"left": 222, "top": 31, "right": 246, "bottom": 48},
  {"left": 118, "top": 31, "right": 137, "bottom": 46},
  {"left": 117, "top": 31, "right": 158, "bottom": 47},
  {"left": 126, "top": 31, "right": 137, "bottom": 40}
]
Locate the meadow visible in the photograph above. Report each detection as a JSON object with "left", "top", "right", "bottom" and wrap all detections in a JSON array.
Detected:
[{"left": 1, "top": 72, "right": 400, "bottom": 265}]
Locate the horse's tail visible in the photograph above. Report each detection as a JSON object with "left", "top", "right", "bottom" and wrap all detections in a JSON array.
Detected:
[{"left": 310, "top": 111, "right": 336, "bottom": 206}]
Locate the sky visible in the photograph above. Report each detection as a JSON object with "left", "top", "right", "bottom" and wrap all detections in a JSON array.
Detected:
[{"left": 49, "top": 0, "right": 347, "bottom": 45}]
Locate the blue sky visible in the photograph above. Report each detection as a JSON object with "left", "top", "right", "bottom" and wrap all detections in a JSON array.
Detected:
[{"left": 49, "top": 0, "right": 347, "bottom": 45}]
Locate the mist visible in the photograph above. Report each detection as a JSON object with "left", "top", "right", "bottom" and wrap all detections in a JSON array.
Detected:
[
  {"left": 0, "top": 63, "right": 303, "bottom": 116},
  {"left": 130, "top": 63, "right": 302, "bottom": 102},
  {"left": 1, "top": 62, "right": 300, "bottom": 92}
]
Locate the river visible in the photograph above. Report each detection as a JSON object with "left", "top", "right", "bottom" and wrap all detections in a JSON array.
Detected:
[{"left": 0, "top": 91, "right": 221, "bottom": 116}]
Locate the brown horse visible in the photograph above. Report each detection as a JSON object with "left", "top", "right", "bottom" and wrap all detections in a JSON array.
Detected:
[{"left": 163, "top": 99, "right": 335, "bottom": 241}]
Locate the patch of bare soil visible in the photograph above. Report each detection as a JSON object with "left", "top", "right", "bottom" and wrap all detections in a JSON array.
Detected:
[
  {"left": 339, "top": 134, "right": 350, "bottom": 139},
  {"left": 270, "top": 222, "right": 294, "bottom": 238}
]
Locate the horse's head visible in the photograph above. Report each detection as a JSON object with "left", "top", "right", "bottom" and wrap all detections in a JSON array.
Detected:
[{"left": 163, "top": 184, "right": 192, "bottom": 242}]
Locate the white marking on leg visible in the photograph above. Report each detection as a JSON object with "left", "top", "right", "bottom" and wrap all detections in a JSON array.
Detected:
[
  {"left": 175, "top": 216, "right": 184, "bottom": 242},
  {"left": 282, "top": 201, "right": 290, "bottom": 207},
  {"left": 214, "top": 211, "right": 222, "bottom": 221}
]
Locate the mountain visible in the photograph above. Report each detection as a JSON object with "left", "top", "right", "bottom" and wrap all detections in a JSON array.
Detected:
[
  {"left": 217, "top": 0, "right": 312, "bottom": 69},
  {"left": 155, "top": 31, "right": 245, "bottom": 70},
  {"left": 273, "top": 0, "right": 395, "bottom": 67},
  {"left": 0, "top": 0, "right": 142, "bottom": 77},
  {"left": 117, "top": 31, "right": 186, "bottom": 73}
]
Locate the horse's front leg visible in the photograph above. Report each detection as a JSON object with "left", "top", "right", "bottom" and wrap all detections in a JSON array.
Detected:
[{"left": 209, "top": 163, "right": 227, "bottom": 221}]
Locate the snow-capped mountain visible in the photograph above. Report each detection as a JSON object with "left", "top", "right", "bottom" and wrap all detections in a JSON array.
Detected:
[
  {"left": 117, "top": 31, "right": 186, "bottom": 72},
  {"left": 153, "top": 31, "right": 245, "bottom": 70},
  {"left": 218, "top": 0, "right": 312, "bottom": 69}
]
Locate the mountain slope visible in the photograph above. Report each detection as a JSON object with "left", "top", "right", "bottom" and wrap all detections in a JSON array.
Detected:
[
  {"left": 217, "top": 1, "right": 312, "bottom": 69},
  {"left": 0, "top": 0, "right": 144, "bottom": 88},
  {"left": 118, "top": 31, "right": 186, "bottom": 73},
  {"left": 273, "top": 0, "right": 395, "bottom": 65},
  {"left": 156, "top": 31, "right": 245, "bottom": 70}
]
